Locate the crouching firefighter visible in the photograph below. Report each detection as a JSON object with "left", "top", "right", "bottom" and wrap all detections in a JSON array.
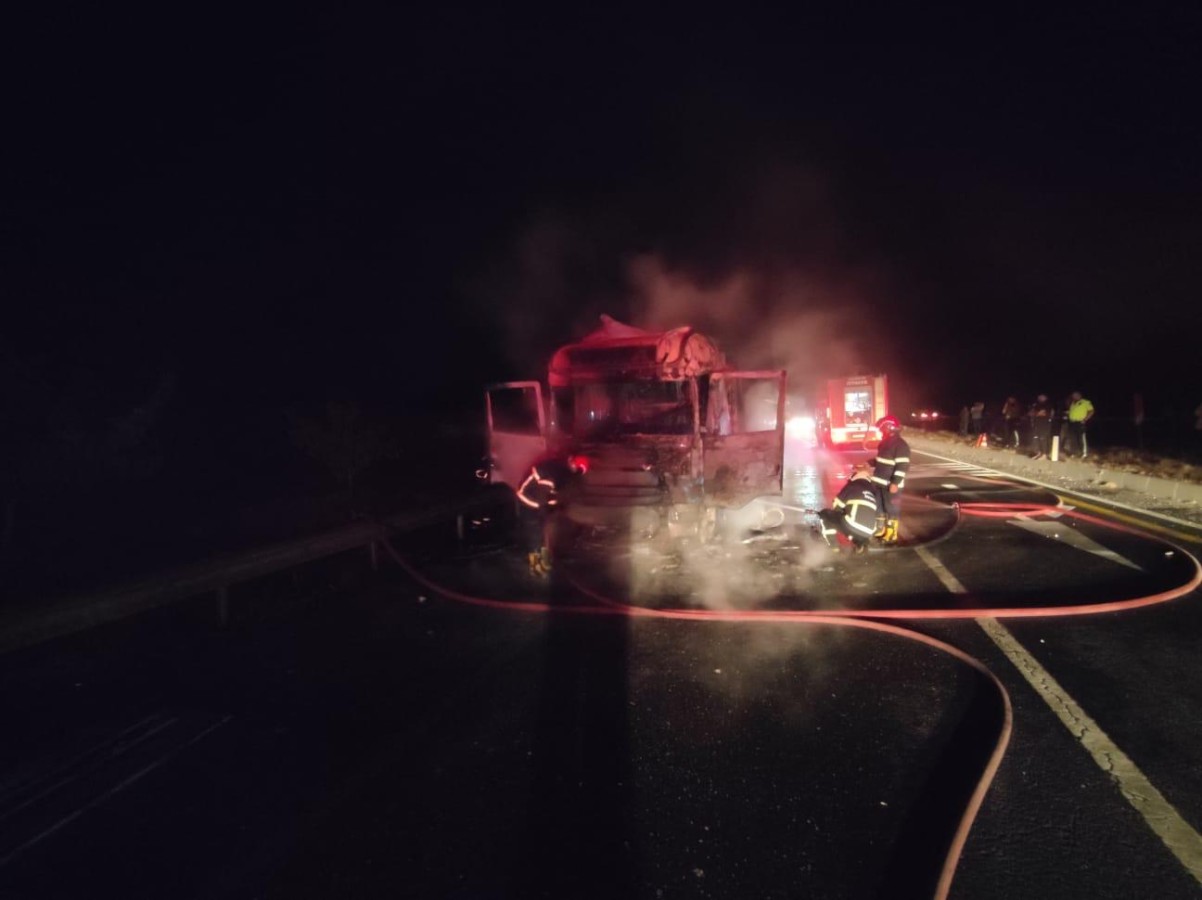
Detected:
[
  {"left": 871, "top": 415, "right": 910, "bottom": 544},
  {"left": 516, "top": 453, "right": 588, "bottom": 577},
  {"left": 818, "top": 464, "right": 879, "bottom": 554}
]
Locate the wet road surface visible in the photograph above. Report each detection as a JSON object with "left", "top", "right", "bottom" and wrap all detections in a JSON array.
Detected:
[{"left": 1, "top": 447, "right": 1200, "bottom": 899}]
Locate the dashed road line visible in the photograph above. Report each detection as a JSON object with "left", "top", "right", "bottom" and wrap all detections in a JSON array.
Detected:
[{"left": 914, "top": 544, "right": 1202, "bottom": 886}]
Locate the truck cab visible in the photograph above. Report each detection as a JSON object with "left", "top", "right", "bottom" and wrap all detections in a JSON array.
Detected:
[{"left": 483, "top": 316, "right": 786, "bottom": 538}]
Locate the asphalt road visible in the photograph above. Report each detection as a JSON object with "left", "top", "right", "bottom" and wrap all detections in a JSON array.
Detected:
[{"left": 1, "top": 448, "right": 1200, "bottom": 899}]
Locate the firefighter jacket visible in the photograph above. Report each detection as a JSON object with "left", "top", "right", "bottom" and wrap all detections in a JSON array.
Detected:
[
  {"left": 832, "top": 476, "right": 880, "bottom": 539},
  {"left": 516, "top": 457, "right": 573, "bottom": 511},
  {"left": 872, "top": 432, "right": 910, "bottom": 494}
]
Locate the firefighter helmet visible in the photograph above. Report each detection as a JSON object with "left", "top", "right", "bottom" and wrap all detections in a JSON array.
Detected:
[{"left": 876, "top": 415, "right": 901, "bottom": 433}]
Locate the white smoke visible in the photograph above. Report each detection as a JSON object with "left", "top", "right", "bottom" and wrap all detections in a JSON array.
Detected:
[
  {"left": 466, "top": 156, "right": 913, "bottom": 396},
  {"left": 624, "top": 254, "right": 884, "bottom": 397}
]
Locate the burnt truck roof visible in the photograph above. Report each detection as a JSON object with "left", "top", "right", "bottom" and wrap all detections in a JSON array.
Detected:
[{"left": 548, "top": 315, "right": 728, "bottom": 387}]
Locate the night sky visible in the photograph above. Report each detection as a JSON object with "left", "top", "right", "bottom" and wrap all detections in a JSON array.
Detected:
[{"left": 5, "top": 7, "right": 1202, "bottom": 458}]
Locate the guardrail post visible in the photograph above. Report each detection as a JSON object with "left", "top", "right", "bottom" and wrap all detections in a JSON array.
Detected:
[
  {"left": 216, "top": 585, "right": 229, "bottom": 628},
  {"left": 1050, "top": 435, "right": 1060, "bottom": 462}
]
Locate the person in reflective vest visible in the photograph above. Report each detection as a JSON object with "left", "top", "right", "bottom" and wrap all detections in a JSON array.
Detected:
[
  {"left": 1065, "top": 391, "right": 1095, "bottom": 458},
  {"left": 516, "top": 453, "right": 587, "bottom": 576},
  {"left": 818, "top": 463, "right": 879, "bottom": 554},
  {"left": 871, "top": 415, "right": 910, "bottom": 544}
]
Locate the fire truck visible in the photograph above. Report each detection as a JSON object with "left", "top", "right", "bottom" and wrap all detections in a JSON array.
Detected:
[
  {"left": 482, "top": 315, "right": 786, "bottom": 537},
  {"left": 815, "top": 374, "right": 889, "bottom": 450}
]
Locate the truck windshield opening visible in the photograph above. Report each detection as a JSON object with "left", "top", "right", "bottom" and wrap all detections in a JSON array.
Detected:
[{"left": 559, "top": 380, "right": 694, "bottom": 438}]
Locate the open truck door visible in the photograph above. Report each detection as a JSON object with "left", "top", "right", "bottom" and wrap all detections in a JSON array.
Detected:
[
  {"left": 484, "top": 381, "right": 547, "bottom": 492},
  {"left": 703, "top": 370, "right": 786, "bottom": 507}
]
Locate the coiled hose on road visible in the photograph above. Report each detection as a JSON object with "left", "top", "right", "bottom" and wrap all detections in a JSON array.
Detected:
[
  {"left": 377, "top": 500, "right": 1201, "bottom": 898},
  {"left": 379, "top": 536, "right": 1009, "bottom": 900}
]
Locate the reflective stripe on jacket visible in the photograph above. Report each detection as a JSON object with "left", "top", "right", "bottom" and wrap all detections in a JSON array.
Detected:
[
  {"left": 871, "top": 433, "right": 911, "bottom": 491},
  {"left": 833, "top": 481, "right": 880, "bottom": 536},
  {"left": 516, "top": 460, "right": 569, "bottom": 509}
]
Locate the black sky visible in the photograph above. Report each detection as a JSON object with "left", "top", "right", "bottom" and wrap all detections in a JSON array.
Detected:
[{"left": 4, "top": 6, "right": 1201, "bottom": 426}]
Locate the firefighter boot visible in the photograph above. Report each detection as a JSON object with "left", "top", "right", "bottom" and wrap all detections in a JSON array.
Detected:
[
  {"left": 873, "top": 514, "right": 887, "bottom": 539},
  {"left": 537, "top": 546, "right": 553, "bottom": 576},
  {"left": 880, "top": 519, "right": 900, "bottom": 544}
]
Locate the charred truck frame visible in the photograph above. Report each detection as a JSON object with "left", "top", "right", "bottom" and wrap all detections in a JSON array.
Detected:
[{"left": 483, "top": 316, "right": 787, "bottom": 540}]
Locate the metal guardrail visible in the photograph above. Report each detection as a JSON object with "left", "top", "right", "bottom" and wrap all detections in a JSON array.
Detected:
[{"left": 0, "top": 494, "right": 498, "bottom": 657}]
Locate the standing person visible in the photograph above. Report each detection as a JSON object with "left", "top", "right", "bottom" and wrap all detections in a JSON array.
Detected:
[
  {"left": 969, "top": 401, "right": 985, "bottom": 436},
  {"left": 818, "top": 463, "right": 879, "bottom": 555},
  {"left": 1066, "top": 391, "right": 1095, "bottom": 458},
  {"left": 1001, "top": 396, "right": 1023, "bottom": 449},
  {"left": 958, "top": 405, "right": 970, "bottom": 437},
  {"left": 516, "top": 453, "right": 587, "bottom": 577},
  {"left": 1058, "top": 394, "right": 1072, "bottom": 456},
  {"left": 871, "top": 415, "right": 910, "bottom": 544},
  {"left": 1029, "top": 394, "right": 1054, "bottom": 459}
]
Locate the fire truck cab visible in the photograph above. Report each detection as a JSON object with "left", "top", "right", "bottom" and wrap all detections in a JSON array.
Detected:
[
  {"left": 483, "top": 315, "right": 786, "bottom": 538},
  {"left": 816, "top": 374, "right": 889, "bottom": 450}
]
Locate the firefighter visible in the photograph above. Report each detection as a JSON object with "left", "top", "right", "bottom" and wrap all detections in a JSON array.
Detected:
[
  {"left": 818, "top": 463, "right": 879, "bottom": 554},
  {"left": 516, "top": 453, "right": 587, "bottom": 577},
  {"left": 871, "top": 415, "right": 910, "bottom": 544}
]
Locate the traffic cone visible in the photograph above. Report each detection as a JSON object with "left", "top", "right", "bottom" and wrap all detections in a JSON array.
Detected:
[{"left": 975, "top": 433, "right": 988, "bottom": 448}]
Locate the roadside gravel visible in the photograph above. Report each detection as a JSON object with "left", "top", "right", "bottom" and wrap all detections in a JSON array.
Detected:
[{"left": 906, "top": 430, "right": 1202, "bottom": 530}]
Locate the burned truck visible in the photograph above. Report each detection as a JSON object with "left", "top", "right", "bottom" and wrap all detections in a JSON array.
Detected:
[{"left": 482, "top": 315, "right": 786, "bottom": 539}]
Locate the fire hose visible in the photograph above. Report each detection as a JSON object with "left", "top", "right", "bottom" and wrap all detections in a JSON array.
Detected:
[{"left": 375, "top": 499, "right": 1201, "bottom": 897}]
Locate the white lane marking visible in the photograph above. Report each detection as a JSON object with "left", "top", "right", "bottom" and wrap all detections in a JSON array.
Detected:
[
  {"left": 914, "top": 462, "right": 1001, "bottom": 478},
  {"left": 0, "top": 715, "right": 233, "bottom": 868},
  {"left": 0, "top": 715, "right": 179, "bottom": 823},
  {"left": 915, "top": 545, "right": 968, "bottom": 594},
  {"left": 914, "top": 545, "right": 1202, "bottom": 885},
  {"left": 0, "top": 713, "right": 167, "bottom": 805},
  {"left": 1007, "top": 518, "right": 1144, "bottom": 571},
  {"left": 914, "top": 446, "right": 1202, "bottom": 534}
]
